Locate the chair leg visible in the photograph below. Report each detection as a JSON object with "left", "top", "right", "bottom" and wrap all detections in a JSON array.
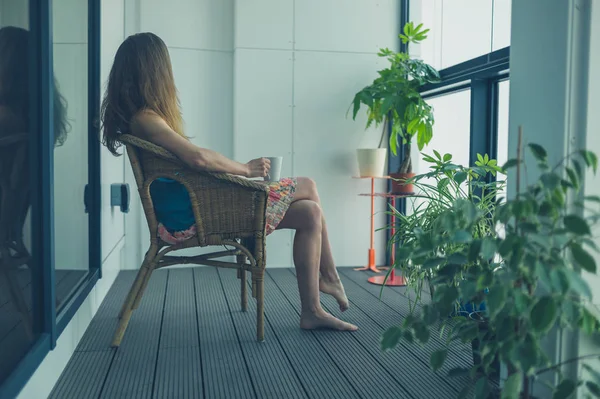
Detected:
[
  {"left": 132, "top": 263, "right": 155, "bottom": 311},
  {"left": 237, "top": 255, "right": 248, "bottom": 312},
  {"left": 255, "top": 273, "right": 265, "bottom": 342},
  {"left": 118, "top": 262, "right": 149, "bottom": 319},
  {"left": 111, "top": 306, "right": 134, "bottom": 347},
  {"left": 240, "top": 269, "right": 248, "bottom": 312}
]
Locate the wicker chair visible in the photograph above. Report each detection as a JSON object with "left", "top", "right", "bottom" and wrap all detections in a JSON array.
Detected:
[
  {"left": 0, "top": 132, "right": 33, "bottom": 339},
  {"left": 112, "top": 134, "right": 269, "bottom": 347}
]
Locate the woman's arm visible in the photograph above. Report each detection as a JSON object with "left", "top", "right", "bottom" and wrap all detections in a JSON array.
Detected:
[{"left": 131, "top": 110, "right": 268, "bottom": 177}]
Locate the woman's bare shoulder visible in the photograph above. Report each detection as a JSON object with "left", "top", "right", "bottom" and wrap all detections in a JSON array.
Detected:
[{"left": 130, "top": 109, "right": 169, "bottom": 139}]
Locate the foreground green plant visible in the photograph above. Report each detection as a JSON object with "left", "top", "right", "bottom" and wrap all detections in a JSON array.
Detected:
[
  {"left": 390, "top": 150, "right": 505, "bottom": 311},
  {"left": 382, "top": 141, "right": 600, "bottom": 398},
  {"left": 350, "top": 22, "right": 440, "bottom": 174}
]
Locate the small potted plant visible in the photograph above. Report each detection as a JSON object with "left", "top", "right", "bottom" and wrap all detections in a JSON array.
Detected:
[
  {"left": 381, "top": 133, "right": 600, "bottom": 398},
  {"left": 350, "top": 22, "right": 440, "bottom": 191}
]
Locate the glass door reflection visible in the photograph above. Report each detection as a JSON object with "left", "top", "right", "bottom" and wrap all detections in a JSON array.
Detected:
[
  {"left": 52, "top": 0, "right": 90, "bottom": 310},
  {"left": 0, "top": 1, "right": 38, "bottom": 385}
]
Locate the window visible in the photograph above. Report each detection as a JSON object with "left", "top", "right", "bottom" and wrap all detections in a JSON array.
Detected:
[
  {"left": 496, "top": 80, "right": 510, "bottom": 168},
  {"left": 390, "top": 0, "right": 511, "bottom": 231},
  {"left": 412, "top": 89, "right": 472, "bottom": 211},
  {"left": 409, "top": 0, "right": 512, "bottom": 69}
]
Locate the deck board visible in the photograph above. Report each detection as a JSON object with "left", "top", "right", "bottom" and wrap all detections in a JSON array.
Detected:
[{"left": 50, "top": 267, "right": 476, "bottom": 399}]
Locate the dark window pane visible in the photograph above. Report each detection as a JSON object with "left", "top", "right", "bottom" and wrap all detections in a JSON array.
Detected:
[{"left": 0, "top": 2, "right": 40, "bottom": 384}]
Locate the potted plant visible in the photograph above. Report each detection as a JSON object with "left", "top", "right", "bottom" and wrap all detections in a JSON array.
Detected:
[
  {"left": 381, "top": 134, "right": 600, "bottom": 398},
  {"left": 350, "top": 22, "right": 440, "bottom": 191},
  {"left": 390, "top": 149, "right": 504, "bottom": 311}
]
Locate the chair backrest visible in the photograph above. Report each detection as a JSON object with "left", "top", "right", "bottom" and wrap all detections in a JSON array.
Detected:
[{"left": 119, "top": 134, "right": 201, "bottom": 245}]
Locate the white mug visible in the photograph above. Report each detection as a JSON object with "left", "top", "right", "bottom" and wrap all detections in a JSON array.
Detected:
[{"left": 264, "top": 157, "right": 283, "bottom": 182}]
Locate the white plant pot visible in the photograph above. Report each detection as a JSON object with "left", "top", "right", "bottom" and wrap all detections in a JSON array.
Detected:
[{"left": 356, "top": 148, "right": 387, "bottom": 177}]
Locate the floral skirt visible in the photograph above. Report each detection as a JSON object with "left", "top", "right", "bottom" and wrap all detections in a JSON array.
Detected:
[{"left": 158, "top": 177, "right": 298, "bottom": 245}]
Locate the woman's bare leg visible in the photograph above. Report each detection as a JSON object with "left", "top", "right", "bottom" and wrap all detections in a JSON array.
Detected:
[
  {"left": 276, "top": 199, "right": 357, "bottom": 331},
  {"left": 291, "top": 177, "right": 349, "bottom": 311}
]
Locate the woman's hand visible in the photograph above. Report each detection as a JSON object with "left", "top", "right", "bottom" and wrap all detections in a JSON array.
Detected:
[{"left": 246, "top": 158, "right": 270, "bottom": 178}]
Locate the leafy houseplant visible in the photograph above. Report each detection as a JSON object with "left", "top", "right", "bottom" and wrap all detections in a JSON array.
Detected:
[
  {"left": 381, "top": 134, "right": 600, "bottom": 398},
  {"left": 351, "top": 22, "right": 440, "bottom": 192},
  {"left": 390, "top": 150, "right": 504, "bottom": 312}
]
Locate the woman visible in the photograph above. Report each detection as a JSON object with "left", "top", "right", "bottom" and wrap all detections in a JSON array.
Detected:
[{"left": 101, "top": 33, "right": 357, "bottom": 332}]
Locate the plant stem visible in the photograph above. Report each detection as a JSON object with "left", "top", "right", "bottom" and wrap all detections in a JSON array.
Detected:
[{"left": 535, "top": 354, "right": 600, "bottom": 376}]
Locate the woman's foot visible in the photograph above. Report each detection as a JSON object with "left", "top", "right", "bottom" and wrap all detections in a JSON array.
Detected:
[
  {"left": 319, "top": 277, "right": 350, "bottom": 312},
  {"left": 300, "top": 308, "right": 358, "bottom": 331}
]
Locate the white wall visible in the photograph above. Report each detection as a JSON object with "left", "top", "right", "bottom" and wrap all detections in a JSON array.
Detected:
[
  {"left": 17, "top": 0, "right": 132, "bottom": 396},
  {"left": 121, "top": 0, "right": 235, "bottom": 265},
  {"left": 234, "top": 0, "right": 399, "bottom": 267}
]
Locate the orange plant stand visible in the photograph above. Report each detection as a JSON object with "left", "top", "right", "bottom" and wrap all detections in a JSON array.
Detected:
[{"left": 353, "top": 176, "right": 408, "bottom": 286}]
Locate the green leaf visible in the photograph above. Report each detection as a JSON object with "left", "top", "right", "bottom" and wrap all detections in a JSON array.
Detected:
[
  {"left": 352, "top": 94, "right": 361, "bottom": 119},
  {"left": 531, "top": 296, "right": 558, "bottom": 333},
  {"left": 529, "top": 143, "right": 548, "bottom": 160},
  {"left": 423, "top": 257, "right": 445, "bottom": 269},
  {"left": 586, "top": 381, "right": 600, "bottom": 397},
  {"left": 581, "top": 308, "right": 600, "bottom": 334},
  {"left": 563, "top": 268, "right": 593, "bottom": 299},
  {"left": 584, "top": 363, "right": 600, "bottom": 384},
  {"left": 480, "top": 238, "right": 497, "bottom": 260},
  {"left": 502, "top": 159, "right": 520, "bottom": 170},
  {"left": 381, "top": 326, "right": 402, "bottom": 351},
  {"left": 443, "top": 153, "right": 452, "bottom": 162},
  {"left": 430, "top": 349, "right": 447, "bottom": 372},
  {"left": 550, "top": 268, "right": 569, "bottom": 294},
  {"left": 564, "top": 214, "right": 592, "bottom": 235},
  {"left": 454, "top": 171, "right": 468, "bottom": 185},
  {"left": 469, "top": 240, "right": 483, "bottom": 263},
  {"left": 553, "top": 379, "right": 576, "bottom": 399},
  {"left": 413, "top": 322, "right": 431, "bottom": 344},
  {"left": 475, "top": 376, "right": 491, "bottom": 398},
  {"left": 501, "top": 373, "right": 523, "bottom": 399},
  {"left": 536, "top": 261, "right": 553, "bottom": 290},
  {"left": 566, "top": 167, "right": 580, "bottom": 189},
  {"left": 581, "top": 150, "right": 599, "bottom": 173},
  {"left": 571, "top": 243, "right": 597, "bottom": 273},
  {"left": 453, "top": 230, "right": 472, "bottom": 244},
  {"left": 585, "top": 195, "right": 600, "bottom": 204},
  {"left": 541, "top": 173, "right": 561, "bottom": 190},
  {"left": 448, "top": 253, "right": 468, "bottom": 265},
  {"left": 433, "top": 149, "right": 441, "bottom": 160},
  {"left": 380, "top": 96, "right": 395, "bottom": 115},
  {"left": 487, "top": 286, "right": 506, "bottom": 318}
]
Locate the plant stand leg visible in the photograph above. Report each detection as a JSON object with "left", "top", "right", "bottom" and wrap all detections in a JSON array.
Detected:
[
  {"left": 368, "top": 196, "right": 407, "bottom": 286},
  {"left": 355, "top": 177, "right": 386, "bottom": 273}
]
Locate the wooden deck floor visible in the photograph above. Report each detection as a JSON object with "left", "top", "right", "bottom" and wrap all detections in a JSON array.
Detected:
[{"left": 50, "top": 267, "right": 475, "bottom": 399}]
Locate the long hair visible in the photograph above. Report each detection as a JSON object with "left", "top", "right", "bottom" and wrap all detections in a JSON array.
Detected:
[
  {"left": 0, "top": 26, "right": 70, "bottom": 145},
  {"left": 100, "top": 32, "right": 184, "bottom": 156}
]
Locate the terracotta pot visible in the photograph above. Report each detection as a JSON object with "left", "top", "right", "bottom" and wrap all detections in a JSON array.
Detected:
[{"left": 390, "top": 172, "right": 415, "bottom": 194}]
